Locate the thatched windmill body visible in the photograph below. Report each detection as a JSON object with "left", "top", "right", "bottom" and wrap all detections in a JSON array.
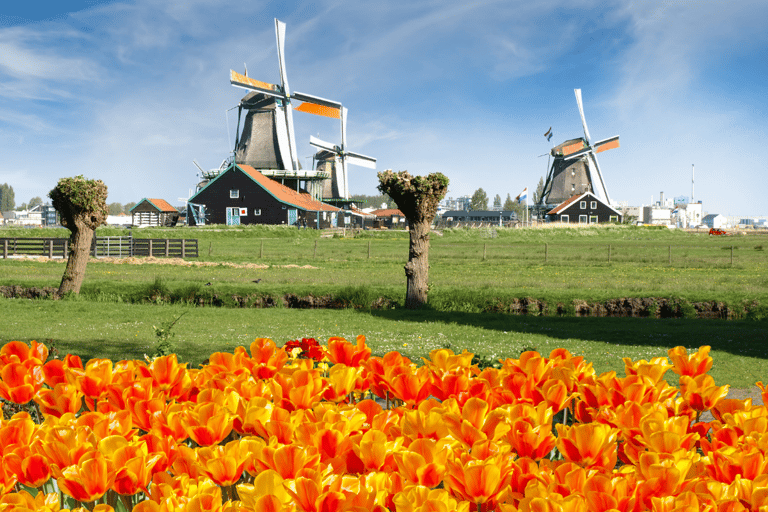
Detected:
[{"left": 539, "top": 89, "right": 620, "bottom": 208}]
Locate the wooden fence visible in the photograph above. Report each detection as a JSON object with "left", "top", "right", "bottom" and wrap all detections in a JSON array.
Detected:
[{"left": 1, "top": 237, "right": 199, "bottom": 259}]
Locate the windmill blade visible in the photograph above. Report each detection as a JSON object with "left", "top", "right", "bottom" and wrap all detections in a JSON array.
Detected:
[
  {"left": 192, "top": 160, "right": 205, "bottom": 173},
  {"left": 562, "top": 140, "right": 586, "bottom": 158},
  {"left": 275, "top": 19, "right": 290, "bottom": 95},
  {"left": 284, "top": 101, "right": 300, "bottom": 171},
  {"left": 295, "top": 101, "right": 342, "bottom": 119},
  {"left": 345, "top": 154, "right": 376, "bottom": 169},
  {"left": 574, "top": 89, "right": 592, "bottom": 144},
  {"left": 309, "top": 135, "right": 337, "bottom": 153},
  {"left": 594, "top": 135, "right": 620, "bottom": 154},
  {"left": 338, "top": 107, "right": 347, "bottom": 148},
  {"left": 587, "top": 153, "right": 612, "bottom": 205},
  {"left": 273, "top": 104, "right": 295, "bottom": 171},
  {"left": 230, "top": 70, "right": 282, "bottom": 97},
  {"left": 292, "top": 92, "right": 342, "bottom": 110},
  {"left": 563, "top": 146, "right": 593, "bottom": 161}
]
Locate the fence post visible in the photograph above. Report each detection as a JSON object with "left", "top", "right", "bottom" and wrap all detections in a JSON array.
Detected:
[
  {"left": 48, "top": 239, "right": 53, "bottom": 258},
  {"left": 181, "top": 240, "right": 186, "bottom": 259},
  {"left": 668, "top": 245, "right": 672, "bottom": 265},
  {"left": 314, "top": 240, "right": 318, "bottom": 259},
  {"left": 368, "top": 240, "right": 371, "bottom": 259},
  {"left": 63, "top": 240, "right": 68, "bottom": 259},
  {"left": 165, "top": 240, "right": 169, "bottom": 258},
  {"left": 148, "top": 239, "right": 153, "bottom": 257},
  {"left": 483, "top": 243, "right": 487, "bottom": 261},
  {"left": 545, "top": 243, "right": 548, "bottom": 263},
  {"left": 3, "top": 239, "right": 7, "bottom": 259},
  {"left": 608, "top": 244, "right": 612, "bottom": 263},
  {"left": 92, "top": 237, "right": 97, "bottom": 257}
]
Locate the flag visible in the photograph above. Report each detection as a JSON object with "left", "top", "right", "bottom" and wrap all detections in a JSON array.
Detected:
[
  {"left": 544, "top": 127, "right": 553, "bottom": 141},
  {"left": 515, "top": 188, "right": 528, "bottom": 203}
]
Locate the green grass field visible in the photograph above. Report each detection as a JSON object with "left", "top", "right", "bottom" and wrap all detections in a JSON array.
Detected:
[{"left": 1, "top": 224, "right": 766, "bottom": 386}]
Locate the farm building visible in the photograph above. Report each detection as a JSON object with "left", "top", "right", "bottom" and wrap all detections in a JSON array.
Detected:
[
  {"left": 441, "top": 210, "right": 519, "bottom": 225},
  {"left": 702, "top": 214, "right": 727, "bottom": 229},
  {"left": 371, "top": 208, "right": 406, "bottom": 229},
  {"left": 547, "top": 192, "right": 622, "bottom": 224},
  {"left": 187, "top": 163, "right": 342, "bottom": 228},
  {"left": 130, "top": 199, "right": 180, "bottom": 227}
]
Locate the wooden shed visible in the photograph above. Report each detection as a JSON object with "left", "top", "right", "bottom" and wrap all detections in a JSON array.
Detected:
[
  {"left": 546, "top": 192, "right": 622, "bottom": 224},
  {"left": 186, "top": 163, "right": 342, "bottom": 228},
  {"left": 130, "top": 199, "right": 180, "bottom": 227}
]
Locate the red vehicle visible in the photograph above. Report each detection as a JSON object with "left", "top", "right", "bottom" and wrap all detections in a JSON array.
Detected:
[{"left": 709, "top": 228, "right": 728, "bottom": 236}]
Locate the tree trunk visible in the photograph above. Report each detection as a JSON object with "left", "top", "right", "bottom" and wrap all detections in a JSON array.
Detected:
[
  {"left": 405, "top": 220, "right": 430, "bottom": 309},
  {"left": 58, "top": 219, "right": 95, "bottom": 296}
]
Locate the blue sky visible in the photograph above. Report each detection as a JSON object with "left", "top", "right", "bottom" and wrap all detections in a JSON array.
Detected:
[{"left": 0, "top": 0, "right": 766, "bottom": 216}]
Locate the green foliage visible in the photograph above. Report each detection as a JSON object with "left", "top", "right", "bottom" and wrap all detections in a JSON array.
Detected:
[
  {"left": 151, "top": 311, "right": 187, "bottom": 358},
  {"left": 108, "top": 202, "right": 124, "bottom": 215},
  {"left": 123, "top": 202, "right": 137, "bottom": 214},
  {"left": 503, "top": 193, "right": 516, "bottom": 211},
  {"left": 28, "top": 196, "right": 43, "bottom": 209},
  {"left": 469, "top": 188, "right": 489, "bottom": 211},
  {"left": 377, "top": 170, "right": 449, "bottom": 223},
  {"left": 493, "top": 194, "right": 502, "bottom": 208},
  {"left": 0, "top": 183, "right": 15, "bottom": 211},
  {"left": 533, "top": 176, "right": 545, "bottom": 205},
  {"left": 48, "top": 175, "right": 109, "bottom": 230}
]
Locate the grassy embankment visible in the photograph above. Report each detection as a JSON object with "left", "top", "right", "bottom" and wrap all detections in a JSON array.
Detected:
[{"left": 0, "top": 224, "right": 766, "bottom": 386}]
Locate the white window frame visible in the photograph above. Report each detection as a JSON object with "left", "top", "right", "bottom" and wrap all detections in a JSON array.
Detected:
[
  {"left": 590, "top": 201, "right": 597, "bottom": 209},
  {"left": 230, "top": 189, "right": 239, "bottom": 198},
  {"left": 579, "top": 215, "right": 588, "bottom": 223},
  {"left": 254, "top": 209, "right": 261, "bottom": 216},
  {"left": 561, "top": 214, "right": 569, "bottom": 223},
  {"left": 580, "top": 201, "right": 587, "bottom": 209},
  {"left": 590, "top": 215, "right": 598, "bottom": 224},
  {"left": 610, "top": 215, "right": 618, "bottom": 222},
  {"left": 239, "top": 208, "right": 247, "bottom": 216}
]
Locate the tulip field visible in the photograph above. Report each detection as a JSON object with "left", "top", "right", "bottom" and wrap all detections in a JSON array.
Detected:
[{"left": 2, "top": 337, "right": 768, "bottom": 511}]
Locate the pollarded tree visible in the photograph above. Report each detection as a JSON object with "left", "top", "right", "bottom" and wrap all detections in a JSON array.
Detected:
[
  {"left": 48, "top": 175, "right": 108, "bottom": 296},
  {"left": 378, "top": 170, "right": 449, "bottom": 309}
]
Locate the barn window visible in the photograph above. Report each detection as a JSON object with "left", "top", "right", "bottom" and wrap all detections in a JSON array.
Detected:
[
  {"left": 579, "top": 215, "right": 587, "bottom": 223},
  {"left": 230, "top": 189, "right": 239, "bottom": 198},
  {"left": 580, "top": 201, "right": 586, "bottom": 209},
  {"left": 572, "top": 184, "right": 576, "bottom": 191},
  {"left": 254, "top": 209, "right": 261, "bottom": 216},
  {"left": 590, "top": 216, "right": 598, "bottom": 224},
  {"left": 561, "top": 214, "right": 569, "bottom": 223},
  {"left": 610, "top": 215, "right": 618, "bottom": 222},
  {"left": 590, "top": 201, "right": 597, "bottom": 209}
]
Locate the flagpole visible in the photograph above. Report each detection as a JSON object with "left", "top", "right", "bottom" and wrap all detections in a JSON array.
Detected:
[{"left": 526, "top": 191, "right": 529, "bottom": 226}]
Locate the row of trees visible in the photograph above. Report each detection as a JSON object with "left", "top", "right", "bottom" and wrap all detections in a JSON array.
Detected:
[
  {"left": 0, "top": 183, "right": 134, "bottom": 216},
  {"left": 468, "top": 177, "right": 546, "bottom": 213}
]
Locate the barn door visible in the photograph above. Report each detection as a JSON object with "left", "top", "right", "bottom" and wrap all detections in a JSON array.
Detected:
[
  {"left": 288, "top": 209, "right": 298, "bottom": 226},
  {"left": 226, "top": 207, "right": 240, "bottom": 226}
]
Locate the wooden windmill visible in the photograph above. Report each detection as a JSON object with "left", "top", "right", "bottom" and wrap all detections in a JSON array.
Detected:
[
  {"left": 309, "top": 106, "right": 376, "bottom": 200},
  {"left": 539, "top": 89, "right": 620, "bottom": 207},
  {"left": 229, "top": 19, "right": 343, "bottom": 195}
]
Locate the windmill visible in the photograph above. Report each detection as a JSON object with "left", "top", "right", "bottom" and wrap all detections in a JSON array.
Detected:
[
  {"left": 309, "top": 106, "right": 376, "bottom": 200},
  {"left": 230, "top": 19, "right": 342, "bottom": 184},
  {"left": 539, "top": 89, "right": 620, "bottom": 208}
]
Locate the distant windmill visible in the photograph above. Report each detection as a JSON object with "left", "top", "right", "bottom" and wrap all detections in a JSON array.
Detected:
[
  {"left": 229, "top": 19, "right": 343, "bottom": 175},
  {"left": 309, "top": 107, "right": 376, "bottom": 200},
  {"left": 539, "top": 89, "right": 620, "bottom": 207}
]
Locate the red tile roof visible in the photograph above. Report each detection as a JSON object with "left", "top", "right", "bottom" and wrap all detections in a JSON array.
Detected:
[
  {"left": 238, "top": 165, "right": 341, "bottom": 212},
  {"left": 146, "top": 198, "right": 178, "bottom": 212},
  {"left": 371, "top": 208, "right": 404, "bottom": 217}
]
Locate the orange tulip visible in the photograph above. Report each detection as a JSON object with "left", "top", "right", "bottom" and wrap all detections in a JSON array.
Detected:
[
  {"left": 56, "top": 450, "right": 115, "bottom": 503},
  {"left": 668, "top": 346, "right": 713, "bottom": 377},
  {"left": 0, "top": 361, "right": 44, "bottom": 404},
  {"left": 679, "top": 374, "right": 729, "bottom": 413},
  {"left": 248, "top": 338, "right": 289, "bottom": 379},
  {"left": 326, "top": 335, "right": 371, "bottom": 367},
  {"left": 394, "top": 438, "right": 449, "bottom": 488},
  {"left": 3, "top": 450, "right": 51, "bottom": 488},
  {"left": 556, "top": 423, "right": 618, "bottom": 470},
  {"left": 444, "top": 456, "right": 510, "bottom": 507},
  {"left": 0, "top": 340, "right": 48, "bottom": 365},
  {"left": 183, "top": 401, "right": 234, "bottom": 446},
  {"left": 197, "top": 439, "right": 249, "bottom": 487},
  {"left": 35, "top": 382, "right": 83, "bottom": 417},
  {"left": 0, "top": 455, "right": 19, "bottom": 495}
]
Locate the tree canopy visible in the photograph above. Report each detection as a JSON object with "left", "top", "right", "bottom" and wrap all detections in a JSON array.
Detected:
[
  {"left": 469, "top": 188, "right": 489, "bottom": 211},
  {"left": 0, "top": 183, "right": 15, "bottom": 211}
]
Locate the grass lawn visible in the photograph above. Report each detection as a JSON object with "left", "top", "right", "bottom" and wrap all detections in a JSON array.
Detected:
[{"left": 1, "top": 224, "right": 766, "bottom": 388}]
